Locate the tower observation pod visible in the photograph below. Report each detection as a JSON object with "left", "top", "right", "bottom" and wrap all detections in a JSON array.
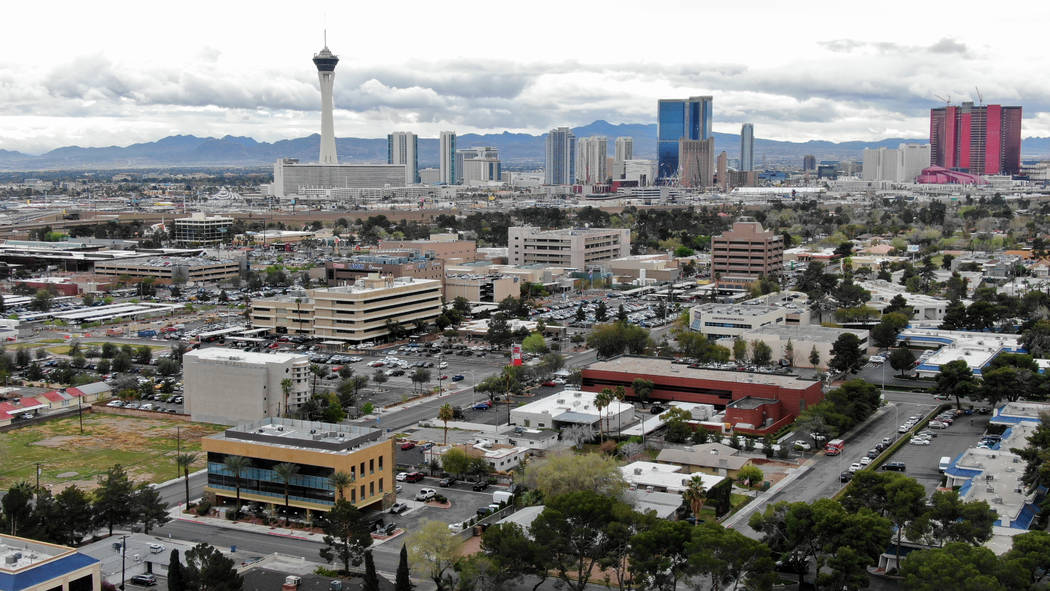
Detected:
[{"left": 313, "top": 44, "right": 339, "bottom": 164}]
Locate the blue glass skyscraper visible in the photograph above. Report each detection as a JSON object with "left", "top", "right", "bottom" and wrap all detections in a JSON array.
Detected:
[
  {"left": 657, "top": 96, "right": 712, "bottom": 181},
  {"left": 545, "top": 127, "right": 576, "bottom": 185}
]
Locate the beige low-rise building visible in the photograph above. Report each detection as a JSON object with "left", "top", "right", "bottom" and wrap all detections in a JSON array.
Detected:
[
  {"left": 508, "top": 225, "right": 630, "bottom": 269},
  {"left": 250, "top": 274, "right": 443, "bottom": 343},
  {"left": 444, "top": 274, "right": 520, "bottom": 303},
  {"left": 609, "top": 253, "right": 680, "bottom": 283},
  {"left": 93, "top": 256, "right": 241, "bottom": 283},
  {"left": 718, "top": 324, "right": 871, "bottom": 370},
  {"left": 183, "top": 348, "right": 311, "bottom": 425},
  {"left": 656, "top": 443, "right": 753, "bottom": 479}
]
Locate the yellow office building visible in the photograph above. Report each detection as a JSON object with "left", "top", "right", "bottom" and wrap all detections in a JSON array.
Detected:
[{"left": 203, "top": 418, "right": 395, "bottom": 514}]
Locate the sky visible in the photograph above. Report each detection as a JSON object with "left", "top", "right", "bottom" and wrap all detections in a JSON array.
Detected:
[{"left": 2, "top": 0, "right": 1050, "bottom": 154}]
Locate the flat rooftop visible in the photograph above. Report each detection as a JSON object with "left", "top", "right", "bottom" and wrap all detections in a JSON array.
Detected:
[
  {"left": 586, "top": 356, "right": 819, "bottom": 389},
  {"left": 744, "top": 324, "right": 868, "bottom": 341},
  {"left": 513, "top": 389, "right": 632, "bottom": 418},
  {"left": 95, "top": 256, "right": 238, "bottom": 268},
  {"left": 0, "top": 535, "right": 71, "bottom": 572},
  {"left": 185, "top": 347, "right": 308, "bottom": 365},
  {"left": 211, "top": 417, "right": 384, "bottom": 453},
  {"left": 728, "top": 396, "right": 779, "bottom": 409}
]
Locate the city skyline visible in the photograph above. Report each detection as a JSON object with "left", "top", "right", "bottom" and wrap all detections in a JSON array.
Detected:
[{"left": 3, "top": 1, "right": 1050, "bottom": 154}]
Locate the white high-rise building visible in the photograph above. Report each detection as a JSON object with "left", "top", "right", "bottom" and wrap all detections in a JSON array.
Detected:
[
  {"left": 312, "top": 44, "right": 340, "bottom": 164},
  {"left": 545, "top": 127, "right": 575, "bottom": 185},
  {"left": 184, "top": 348, "right": 311, "bottom": 425},
  {"left": 740, "top": 123, "right": 754, "bottom": 171},
  {"left": 388, "top": 131, "right": 419, "bottom": 185},
  {"left": 576, "top": 136, "right": 608, "bottom": 184},
  {"left": 439, "top": 131, "right": 456, "bottom": 185},
  {"left": 455, "top": 147, "right": 501, "bottom": 184},
  {"left": 896, "top": 144, "right": 932, "bottom": 183},
  {"left": 614, "top": 137, "right": 633, "bottom": 179}
]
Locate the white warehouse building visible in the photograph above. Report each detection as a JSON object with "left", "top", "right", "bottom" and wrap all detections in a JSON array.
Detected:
[{"left": 510, "top": 389, "right": 634, "bottom": 432}]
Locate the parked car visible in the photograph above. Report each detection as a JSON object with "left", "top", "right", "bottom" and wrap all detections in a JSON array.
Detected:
[
  {"left": 389, "top": 502, "right": 408, "bottom": 514},
  {"left": 840, "top": 471, "right": 853, "bottom": 482},
  {"left": 881, "top": 462, "right": 907, "bottom": 472},
  {"left": 404, "top": 472, "right": 424, "bottom": 483},
  {"left": 471, "top": 481, "right": 489, "bottom": 491},
  {"left": 792, "top": 440, "right": 812, "bottom": 451},
  {"left": 129, "top": 574, "right": 157, "bottom": 586},
  {"left": 400, "top": 442, "right": 416, "bottom": 450},
  {"left": 439, "top": 477, "right": 456, "bottom": 487},
  {"left": 415, "top": 488, "right": 437, "bottom": 501},
  {"left": 451, "top": 375, "right": 465, "bottom": 382},
  {"left": 396, "top": 472, "right": 408, "bottom": 481}
]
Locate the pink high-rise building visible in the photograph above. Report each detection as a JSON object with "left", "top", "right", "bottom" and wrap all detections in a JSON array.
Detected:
[{"left": 930, "top": 102, "right": 1022, "bottom": 175}]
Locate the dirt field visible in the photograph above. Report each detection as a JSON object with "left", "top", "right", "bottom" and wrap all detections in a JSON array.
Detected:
[{"left": 0, "top": 412, "right": 225, "bottom": 492}]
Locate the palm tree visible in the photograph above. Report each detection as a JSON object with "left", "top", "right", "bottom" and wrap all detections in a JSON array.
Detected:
[
  {"left": 612, "top": 386, "right": 626, "bottom": 439},
  {"left": 175, "top": 452, "right": 198, "bottom": 509},
  {"left": 438, "top": 403, "right": 454, "bottom": 445},
  {"left": 273, "top": 462, "right": 300, "bottom": 526},
  {"left": 594, "top": 389, "right": 613, "bottom": 442},
  {"left": 280, "top": 378, "right": 293, "bottom": 418},
  {"left": 682, "top": 475, "right": 708, "bottom": 522},
  {"left": 309, "top": 364, "right": 326, "bottom": 396},
  {"left": 329, "top": 470, "right": 354, "bottom": 501},
  {"left": 222, "top": 455, "right": 251, "bottom": 518}
]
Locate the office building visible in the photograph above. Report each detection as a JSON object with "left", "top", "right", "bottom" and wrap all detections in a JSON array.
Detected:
[
  {"left": 544, "top": 127, "right": 576, "bottom": 185},
  {"left": 688, "top": 302, "right": 789, "bottom": 340},
  {"left": 326, "top": 255, "right": 444, "bottom": 286},
  {"left": 740, "top": 123, "right": 754, "bottom": 171},
  {"left": 862, "top": 147, "right": 898, "bottom": 182},
  {"left": 930, "top": 102, "right": 1022, "bottom": 175},
  {"left": 388, "top": 131, "right": 419, "bottom": 185},
  {"left": 456, "top": 146, "right": 501, "bottom": 184},
  {"left": 184, "top": 348, "right": 311, "bottom": 425},
  {"left": 377, "top": 235, "right": 477, "bottom": 261},
  {"left": 802, "top": 155, "right": 817, "bottom": 171},
  {"left": 576, "top": 136, "right": 608, "bottom": 184},
  {"left": 313, "top": 44, "right": 339, "bottom": 164},
  {"left": 173, "top": 213, "right": 233, "bottom": 247},
  {"left": 418, "top": 168, "right": 440, "bottom": 185},
  {"left": 678, "top": 138, "right": 715, "bottom": 188},
  {"left": 657, "top": 96, "right": 713, "bottom": 181},
  {"left": 203, "top": 417, "right": 395, "bottom": 513},
  {"left": 444, "top": 274, "right": 520, "bottom": 303},
  {"left": 510, "top": 389, "right": 634, "bottom": 431},
  {"left": 272, "top": 159, "right": 406, "bottom": 198},
  {"left": 582, "top": 356, "right": 823, "bottom": 435},
  {"left": 439, "top": 131, "right": 456, "bottom": 185},
  {"left": 863, "top": 144, "right": 932, "bottom": 183},
  {"left": 0, "top": 534, "right": 101, "bottom": 591},
  {"left": 614, "top": 137, "right": 633, "bottom": 179},
  {"left": 710, "top": 220, "right": 783, "bottom": 291},
  {"left": 93, "top": 256, "right": 241, "bottom": 283},
  {"left": 507, "top": 226, "right": 630, "bottom": 269},
  {"left": 250, "top": 275, "right": 443, "bottom": 344}
]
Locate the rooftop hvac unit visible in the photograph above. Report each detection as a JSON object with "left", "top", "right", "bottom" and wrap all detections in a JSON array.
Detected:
[
  {"left": 574, "top": 392, "right": 582, "bottom": 398},
  {"left": 277, "top": 426, "right": 284, "bottom": 431},
  {"left": 557, "top": 399, "right": 565, "bottom": 405},
  {"left": 633, "top": 468, "right": 642, "bottom": 475}
]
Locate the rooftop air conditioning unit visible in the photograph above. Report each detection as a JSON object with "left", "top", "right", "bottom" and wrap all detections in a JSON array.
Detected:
[
  {"left": 633, "top": 468, "right": 642, "bottom": 475},
  {"left": 277, "top": 426, "right": 284, "bottom": 431}
]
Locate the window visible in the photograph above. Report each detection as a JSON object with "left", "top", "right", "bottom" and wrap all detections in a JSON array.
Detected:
[
  {"left": 360, "top": 462, "right": 365, "bottom": 475},
  {"left": 379, "top": 478, "right": 384, "bottom": 492},
  {"left": 360, "top": 485, "right": 365, "bottom": 499},
  {"left": 351, "top": 487, "right": 356, "bottom": 502},
  {"left": 378, "top": 456, "right": 383, "bottom": 471},
  {"left": 369, "top": 482, "right": 375, "bottom": 497},
  {"left": 369, "top": 458, "right": 374, "bottom": 474}
]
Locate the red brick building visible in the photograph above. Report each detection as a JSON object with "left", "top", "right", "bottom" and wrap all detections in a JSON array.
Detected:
[{"left": 581, "top": 356, "right": 823, "bottom": 435}]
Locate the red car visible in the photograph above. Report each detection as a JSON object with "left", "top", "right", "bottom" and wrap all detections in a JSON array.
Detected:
[
  {"left": 404, "top": 472, "right": 424, "bottom": 482},
  {"left": 400, "top": 442, "right": 416, "bottom": 450},
  {"left": 440, "top": 375, "right": 449, "bottom": 381},
  {"left": 542, "top": 380, "right": 557, "bottom": 387}
]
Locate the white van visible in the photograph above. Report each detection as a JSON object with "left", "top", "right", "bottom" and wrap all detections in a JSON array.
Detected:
[{"left": 938, "top": 456, "right": 951, "bottom": 472}]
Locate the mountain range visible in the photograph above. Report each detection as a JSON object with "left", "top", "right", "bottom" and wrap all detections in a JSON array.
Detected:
[{"left": 2, "top": 120, "right": 1049, "bottom": 171}]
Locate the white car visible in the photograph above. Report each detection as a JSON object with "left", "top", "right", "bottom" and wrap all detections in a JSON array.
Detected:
[
  {"left": 869, "top": 355, "right": 886, "bottom": 364},
  {"left": 910, "top": 437, "right": 931, "bottom": 445},
  {"left": 898, "top": 425, "right": 911, "bottom": 433},
  {"left": 448, "top": 522, "right": 466, "bottom": 533},
  {"left": 415, "top": 488, "right": 437, "bottom": 501},
  {"left": 848, "top": 463, "right": 862, "bottom": 472},
  {"left": 793, "top": 440, "right": 812, "bottom": 451},
  {"left": 396, "top": 472, "right": 408, "bottom": 482},
  {"left": 859, "top": 457, "right": 871, "bottom": 465},
  {"left": 439, "top": 362, "right": 448, "bottom": 369}
]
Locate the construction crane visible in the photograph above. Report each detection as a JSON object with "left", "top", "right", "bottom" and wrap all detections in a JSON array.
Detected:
[
  {"left": 934, "top": 94, "right": 952, "bottom": 106},
  {"left": 974, "top": 86, "right": 983, "bottom": 105}
]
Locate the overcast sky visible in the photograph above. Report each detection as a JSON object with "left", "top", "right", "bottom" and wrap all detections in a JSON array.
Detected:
[{"left": 2, "top": 0, "right": 1048, "bottom": 153}]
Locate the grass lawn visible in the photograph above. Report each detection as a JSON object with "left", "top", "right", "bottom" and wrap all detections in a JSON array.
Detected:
[
  {"left": 0, "top": 413, "right": 225, "bottom": 491},
  {"left": 44, "top": 342, "right": 171, "bottom": 356}
]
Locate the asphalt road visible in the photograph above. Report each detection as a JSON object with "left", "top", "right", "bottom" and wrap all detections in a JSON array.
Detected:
[{"left": 154, "top": 471, "right": 207, "bottom": 508}]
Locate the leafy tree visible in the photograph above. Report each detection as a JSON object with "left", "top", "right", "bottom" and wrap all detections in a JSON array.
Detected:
[
  {"left": 31, "top": 289, "right": 53, "bottom": 311},
  {"left": 687, "top": 521, "right": 776, "bottom": 591},
  {"left": 372, "top": 369, "right": 388, "bottom": 389},
  {"left": 586, "top": 322, "right": 650, "bottom": 358},
  {"left": 595, "top": 300, "right": 608, "bottom": 322},
  {"left": 889, "top": 347, "right": 917, "bottom": 377},
  {"left": 936, "top": 359, "right": 977, "bottom": 409},
  {"left": 407, "top": 520, "right": 461, "bottom": 591},
  {"left": 183, "top": 542, "right": 244, "bottom": 591},
  {"left": 832, "top": 279, "right": 870, "bottom": 308},
  {"left": 1021, "top": 319, "right": 1050, "bottom": 358},
  {"left": 871, "top": 312, "right": 909, "bottom": 348},
  {"left": 15, "top": 347, "right": 29, "bottom": 368},
  {"left": 629, "top": 519, "right": 692, "bottom": 591},
  {"left": 916, "top": 489, "right": 996, "bottom": 547},
  {"left": 134, "top": 345, "right": 152, "bottom": 365},
  {"left": 93, "top": 465, "right": 136, "bottom": 535},
  {"left": 101, "top": 342, "right": 117, "bottom": 358},
  {"left": 809, "top": 346, "right": 821, "bottom": 367},
  {"left": 1, "top": 481, "right": 34, "bottom": 536},
  {"left": 112, "top": 352, "right": 132, "bottom": 373},
  {"left": 486, "top": 312, "right": 513, "bottom": 346},
  {"left": 410, "top": 368, "right": 431, "bottom": 394},
  {"left": 829, "top": 332, "right": 865, "bottom": 373},
  {"left": 737, "top": 464, "right": 765, "bottom": 487},
  {"left": 521, "top": 332, "right": 547, "bottom": 354},
  {"left": 395, "top": 544, "right": 413, "bottom": 591},
  {"left": 732, "top": 337, "right": 748, "bottom": 362},
  {"left": 751, "top": 340, "right": 773, "bottom": 366},
  {"left": 319, "top": 500, "right": 372, "bottom": 572},
  {"left": 522, "top": 451, "right": 625, "bottom": 499},
  {"left": 900, "top": 542, "right": 1006, "bottom": 591},
  {"left": 940, "top": 300, "right": 969, "bottom": 331},
  {"left": 441, "top": 447, "right": 471, "bottom": 479},
  {"left": 1000, "top": 530, "right": 1050, "bottom": 589},
  {"left": 54, "top": 486, "right": 94, "bottom": 546},
  {"left": 480, "top": 522, "right": 550, "bottom": 591},
  {"left": 616, "top": 303, "right": 628, "bottom": 322},
  {"left": 530, "top": 491, "right": 626, "bottom": 591},
  {"left": 674, "top": 328, "right": 731, "bottom": 362},
  {"left": 133, "top": 483, "right": 170, "bottom": 534},
  {"left": 843, "top": 471, "right": 927, "bottom": 569},
  {"left": 883, "top": 293, "right": 914, "bottom": 317},
  {"left": 631, "top": 378, "right": 654, "bottom": 406}
]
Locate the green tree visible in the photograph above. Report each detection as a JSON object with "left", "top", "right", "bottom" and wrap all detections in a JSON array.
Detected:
[
  {"left": 751, "top": 340, "right": 773, "bottom": 366},
  {"left": 843, "top": 471, "right": 927, "bottom": 569},
  {"left": 362, "top": 550, "right": 380, "bottom": 591},
  {"left": 1, "top": 481, "right": 34, "bottom": 536},
  {"left": 112, "top": 352, "right": 132, "bottom": 373},
  {"left": 521, "top": 332, "right": 547, "bottom": 354},
  {"left": 522, "top": 451, "right": 626, "bottom": 499},
  {"left": 586, "top": 322, "right": 650, "bottom": 358},
  {"left": 133, "top": 483, "right": 170, "bottom": 534},
  {"left": 410, "top": 368, "right": 431, "bottom": 394},
  {"left": 319, "top": 499, "right": 373, "bottom": 572},
  {"left": 31, "top": 289, "right": 53, "bottom": 312},
  {"left": 407, "top": 520, "right": 462, "bottom": 591},
  {"left": 631, "top": 378, "right": 654, "bottom": 407},
  {"left": 183, "top": 542, "right": 244, "bottom": 591},
  {"left": 871, "top": 312, "right": 910, "bottom": 348},
  {"left": 480, "top": 522, "right": 550, "bottom": 591},
  {"left": 168, "top": 549, "right": 187, "bottom": 591},
  {"left": 486, "top": 312, "right": 513, "bottom": 346},
  {"left": 737, "top": 464, "right": 764, "bottom": 487},
  {"left": 809, "top": 345, "right": 821, "bottom": 367},
  {"left": 93, "top": 464, "right": 136, "bottom": 535},
  {"left": 441, "top": 447, "right": 471, "bottom": 479},
  {"left": 1021, "top": 319, "right": 1050, "bottom": 358},
  {"left": 936, "top": 359, "right": 977, "bottom": 409},
  {"left": 629, "top": 519, "right": 693, "bottom": 591},
  {"left": 222, "top": 455, "right": 251, "bottom": 517},
  {"left": 1000, "top": 530, "right": 1050, "bottom": 589},
  {"left": 829, "top": 332, "right": 865, "bottom": 373},
  {"left": 176, "top": 453, "right": 198, "bottom": 508},
  {"left": 900, "top": 542, "right": 1005, "bottom": 591},
  {"left": 329, "top": 470, "right": 354, "bottom": 501},
  {"left": 134, "top": 345, "right": 152, "bottom": 365},
  {"left": 530, "top": 491, "right": 625, "bottom": 591},
  {"left": 395, "top": 544, "right": 413, "bottom": 591},
  {"left": 732, "top": 337, "right": 748, "bottom": 362},
  {"left": 687, "top": 521, "right": 776, "bottom": 591},
  {"left": 273, "top": 462, "right": 300, "bottom": 526},
  {"left": 101, "top": 342, "right": 117, "bottom": 358},
  {"left": 15, "top": 347, "right": 29, "bottom": 368},
  {"left": 682, "top": 475, "right": 707, "bottom": 521},
  {"left": 54, "top": 486, "right": 94, "bottom": 546},
  {"left": 438, "top": 403, "right": 454, "bottom": 445},
  {"left": 889, "top": 347, "right": 917, "bottom": 377},
  {"left": 595, "top": 300, "right": 607, "bottom": 322}
]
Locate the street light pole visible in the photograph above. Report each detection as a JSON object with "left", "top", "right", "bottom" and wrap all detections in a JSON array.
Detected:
[{"left": 120, "top": 535, "right": 127, "bottom": 591}]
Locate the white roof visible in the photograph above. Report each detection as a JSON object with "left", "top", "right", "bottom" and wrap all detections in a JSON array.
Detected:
[
  {"left": 620, "top": 461, "right": 725, "bottom": 493},
  {"left": 512, "top": 389, "right": 633, "bottom": 419},
  {"left": 185, "top": 347, "right": 308, "bottom": 365}
]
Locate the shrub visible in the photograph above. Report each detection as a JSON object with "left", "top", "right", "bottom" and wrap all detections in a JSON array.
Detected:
[
  {"left": 314, "top": 566, "right": 340, "bottom": 577},
  {"left": 433, "top": 494, "right": 448, "bottom": 503},
  {"left": 195, "top": 500, "right": 212, "bottom": 516}
]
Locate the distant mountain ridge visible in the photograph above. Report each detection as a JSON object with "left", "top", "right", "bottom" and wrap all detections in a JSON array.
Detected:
[{"left": 2, "top": 121, "right": 1049, "bottom": 171}]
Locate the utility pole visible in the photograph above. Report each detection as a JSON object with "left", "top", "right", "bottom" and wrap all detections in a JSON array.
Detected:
[
  {"left": 120, "top": 535, "right": 128, "bottom": 590},
  {"left": 35, "top": 463, "right": 41, "bottom": 490},
  {"left": 176, "top": 426, "right": 182, "bottom": 480},
  {"left": 77, "top": 395, "right": 83, "bottom": 434}
]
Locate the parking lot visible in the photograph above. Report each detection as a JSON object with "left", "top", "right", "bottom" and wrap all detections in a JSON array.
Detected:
[
  {"left": 882, "top": 407, "right": 993, "bottom": 494},
  {"left": 373, "top": 476, "right": 508, "bottom": 537}
]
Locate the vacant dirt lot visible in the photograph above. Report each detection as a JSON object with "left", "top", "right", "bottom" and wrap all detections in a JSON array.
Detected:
[{"left": 0, "top": 412, "right": 225, "bottom": 492}]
